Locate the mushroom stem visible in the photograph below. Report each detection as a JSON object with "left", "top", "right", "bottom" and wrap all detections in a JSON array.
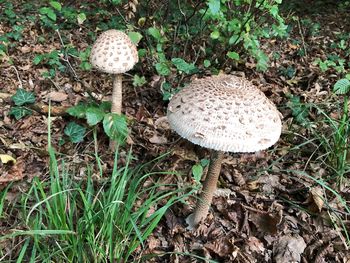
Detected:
[
  {"left": 111, "top": 74, "right": 123, "bottom": 114},
  {"left": 186, "top": 150, "right": 224, "bottom": 228},
  {"left": 109, "top": 74, "right": 123, "bottom": 150}
]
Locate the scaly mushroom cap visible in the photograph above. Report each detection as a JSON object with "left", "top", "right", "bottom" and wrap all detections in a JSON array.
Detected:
[
  {"left": 167, "top": 74, "right": 282, "bottom": 153},
  {"left": 90, "top": 29, "right": 138, "bottom": 74}
]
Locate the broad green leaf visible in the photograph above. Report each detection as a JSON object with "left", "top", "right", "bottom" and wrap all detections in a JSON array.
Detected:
[
  {"left": 77, "top": 12, "right": 86, "bottom": 25},
  {"left": 208, "top": 0, "right": 220, "bottom": 15},
  {"left": 192, "top": 164, "right": 203, "bottom": 183},
  {"left": 39, "top": 7, "right": 50, "bottom": 15},
  {"left": 86, "top": 107, "right": 105, "bottom": 126},
  {"left": 12, "top": 89, "right": 36, "bottom": 106},
  {"left": 99, "top": 101, "right": 111, "bottom": 112},
  {"left": 64, "top": 122, "right": 86, "bottom": 143},
  {"left": 103, "top": 113, "right": 128, "bottom": 144},
  {"left": 155, "top": 62, "right": 171, "bottom": 76},
  {"left": 9, "top": 106, "right": 32, "bottom": 120},
  {"left": 148, "top": 27, "right": 162, "bottom": 41},
  {"left": 227, "top": 51, "right": 240, "bottom": 60},
  {"left": 46, "top": 9, "right": 56, "bottom": 21},
  {"left": 133, "top": 75, "right": 146, "bottom": 87},
  {"left": 128, "top": 31, "right": 143, "bottom": 44},
  {"left": 210, "top": 31, "right": 220, "bottom": 39},
  {"left": 50, "top": 1, "right": 62, "bottom": 11},
  {"left": 333, "top": 78, "right": 350, "bottom": 95},
  {"left": 66, "top": 103, "right": 87, "bottom": 118},
  {"left": 171, "top": 58, "right": 196, "bottom": 74}
]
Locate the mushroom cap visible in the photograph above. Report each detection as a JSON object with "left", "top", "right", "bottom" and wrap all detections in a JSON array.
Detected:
[
  {"left": 90, "top": 29, "right": 138, "bottom": 74},
  {"left": 167, "top": 74, "right": 282, "bottom": 153}
]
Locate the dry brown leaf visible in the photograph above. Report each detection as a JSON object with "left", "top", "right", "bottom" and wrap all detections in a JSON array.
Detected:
[
  {"left": 47, "top": 91, "right": 68, "bottom": 102},
  {"left": 245, "top": 236, "right": 265, "bottom": 254},
  {"left": 250, "top": 211, "right": 282, "bottom": 235},
  {"left": 204, "top": 237, "right": 235, "bottom": 257},
  {"left": 273, "top": 234, "right": 306, "bottom": 263},
  {"left": 0, "top": 160, "right": 25, "bottom": 184},
  {"left": 305, "top": 186, "right": 324, "bottom": 213},
  {"left": 149, "top": 133, "right": 167, "bottom": 144}
]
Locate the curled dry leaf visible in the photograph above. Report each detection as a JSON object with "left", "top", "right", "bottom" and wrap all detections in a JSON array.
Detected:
[
  {"left": 204, "top": 236, "right": 235, "bottom": 257},
  {"left": 250, "top": 210, "right": 282, "bottom": 235},
  {"left": 47, "top": 91, "right": 68, "bottom": 102},
  {"left": 149, "top": 133, "right": 168, "bottom": 144},
  {"left": 305, "top": 186, "right": 324, "bottom": 213},
  {"left": 0, "top": 160, "right": 25, "bottom": 185},
  {"left": 273, "top": 234, "right": 306, "bottom": 263}
]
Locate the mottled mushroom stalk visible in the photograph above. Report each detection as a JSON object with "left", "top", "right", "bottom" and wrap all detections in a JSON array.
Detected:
[
  {"left": 167, "top": 74, "right": 282, "bottom": 229},
  {"left": 89, "top": 29, "right": 139, "bottom": 148},
  {"left": 186, "top": 150, "right": 224, "bottom": 228},
  {"left": 112, "top": 74, "right": 123, "bottom": 114}
]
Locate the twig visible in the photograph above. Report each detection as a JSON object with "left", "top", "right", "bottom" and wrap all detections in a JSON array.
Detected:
[
  {"left": 56, "top": 29, "right": 79, "bottom": 79},
  {"left": 297, "top": 17, "right": 308, "bottom": 58},
  {"left": 10, "top": 65, "right": 23, "bottom": 89}
]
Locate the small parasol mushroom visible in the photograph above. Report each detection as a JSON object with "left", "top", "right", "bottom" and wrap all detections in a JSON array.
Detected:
[
  {"left": 167, "top": 74, "right": 282, "bottom": 229},
  {"left": 90, "top": 29, "right": 138, "bottom": 115}
]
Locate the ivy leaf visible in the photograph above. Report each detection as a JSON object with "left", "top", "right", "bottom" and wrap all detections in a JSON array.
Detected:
[
  {"left": 66, "top": 103, "right": 87, "bottom": 118},
  {"left": 133, "top": 74, "right": 147, "bottom": 87},
  {"left": 171, "top": 58, "right": 197, "bottom": 74},
  {"left": 12, "top": 89, "right": 36, "bottom": 106},
  {"left": 208, "top": 0, "right": 220, "bottom": 15},
  {"left": 103, "top": 113, "right": 128, "bottom": 144},
  {"left": 86, "top": 107, "right": 105, "bottom": 126},
  {"left": 64, "top": 122, "right": 86, "bottom": 143},
  {"left": 155, "top": 62, "right": 171, "bottom": 76},
  {"left": 9, "top": 106, "right": 32, "bottom": 120},
  {"left": 333, "top": 78, "right": 350, "bottom": 95}
]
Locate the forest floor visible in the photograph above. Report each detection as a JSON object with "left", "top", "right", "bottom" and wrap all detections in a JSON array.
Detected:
[{"left": 1, "top": 1, "right": 350, "bottom": 262}]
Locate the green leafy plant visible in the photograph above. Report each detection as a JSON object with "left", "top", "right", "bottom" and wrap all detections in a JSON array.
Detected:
[
  {"left": 286, "top": 94, "right": 311, "bottom": 127},
  {"left": 64, "top": 122, "right": 86, "bottom": 143},
  {"left": 140, "top": 0, "right": 286, "bottom": 100},
  {"left": 67, "top": 101, "right": 128, "bottom": 144},
  {"left": 9, "top": 89, "right": 36, "bottom": 120}
]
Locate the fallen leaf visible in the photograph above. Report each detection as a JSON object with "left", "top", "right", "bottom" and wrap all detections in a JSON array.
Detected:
[
  {"left": 245, "top": 236, "right": 265, "bottom": 254},
  {"left": 305, "top": 186, "right": 324, "bottom": 213},
  {"left": 0, "top": 154, "right": 16, "bottom": 164},
  {"left": 273, "top": 234, "right": 306, "bottom": 263},
  {"left": 204, "top": 236, "right": 235, "bottom": 257},
  {"left": 250, "top": 210, "right": 282, "bottom": 235},
  {"left": 48, "top": 91, "right": 68, "bottom": 102},
  {"left": 0, "top": 160, "right": 25, "bottom": 184},
  {"left": 149, "top": 133, "right": 167, "bottom": 144}
]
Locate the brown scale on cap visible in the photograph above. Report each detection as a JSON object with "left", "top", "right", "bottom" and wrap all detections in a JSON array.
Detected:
[
  {"left": 167, "top": 74, "right": 282, "bottom": 153},
  {"left": 90, "top": 29, "right": 138, "bottom": 74}
]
